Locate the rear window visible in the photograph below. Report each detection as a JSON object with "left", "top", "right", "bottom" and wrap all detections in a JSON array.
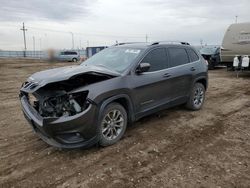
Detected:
[
  {"left": 187, "top": 49, "right": 199, "bottom": 62},
  {"left": 168, "top": 48, "right": 189, "bottom": 67},
  {"left": 64, "top": 51, "right": 77, "bottom": 55}
]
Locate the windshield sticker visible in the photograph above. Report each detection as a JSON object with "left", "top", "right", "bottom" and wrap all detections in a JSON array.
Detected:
[{"left": 125, "top": 49, "right": 141, "bottom": 54}]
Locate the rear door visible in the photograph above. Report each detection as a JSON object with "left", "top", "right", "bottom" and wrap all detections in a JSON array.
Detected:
[
  {"left": 164, "top": 47, "right": 195, "bottom": 98},
  {"left": 65, "top": 51, "right": 72, "bottom": 61}
]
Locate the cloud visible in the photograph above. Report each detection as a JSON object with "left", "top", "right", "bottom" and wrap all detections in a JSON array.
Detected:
[
  {"left": 0, "top": 0, "right": 250, "bottom": 50},
  {"left": 144, "top": 0, "right": 250, "bottom": 20},
  {"left": 0, "top": 0, "right": 95, "bottom": 22}
]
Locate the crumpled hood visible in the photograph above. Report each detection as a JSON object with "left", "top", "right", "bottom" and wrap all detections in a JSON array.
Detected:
[{"left": 27, "top": 64, "right": 120, "bottom": 88}]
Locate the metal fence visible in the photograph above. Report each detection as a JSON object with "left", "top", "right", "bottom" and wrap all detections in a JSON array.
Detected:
[
  {"left": 0, "top": 51, "right": 44, "bottom": 58},
  {"left": 0, "top": 50, "right": 86, "bottom": 59}
]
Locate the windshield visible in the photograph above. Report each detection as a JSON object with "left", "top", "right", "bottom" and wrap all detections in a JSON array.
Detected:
[{"left": 81, "top": 47, "right": 144, "bottom": 73}]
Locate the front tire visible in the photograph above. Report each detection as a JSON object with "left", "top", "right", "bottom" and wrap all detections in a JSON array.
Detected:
[
  {"left": 98, "top": 103, "right": 127, "bottom": 147},
  {"left": 208, "top": 60, "right": 215, "bottom": 70},
  {"left": 72, "top": 58, "right": 77, "bottom": 62},
  {"left": 186, "top": 83, "right": 205, "bottom": 110}
]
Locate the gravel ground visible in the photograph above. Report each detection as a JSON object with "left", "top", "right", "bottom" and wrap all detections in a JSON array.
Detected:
[{"left": 0, "top": 58, "right": 250, "bottom": 188}]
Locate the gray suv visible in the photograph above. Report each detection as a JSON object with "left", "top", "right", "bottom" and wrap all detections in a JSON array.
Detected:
[
  {"left": 20, "top": 42, "right": 208, "bottom": 148},
  {"left": 57, "top": 51, "right": 80, "bottom": 62}
]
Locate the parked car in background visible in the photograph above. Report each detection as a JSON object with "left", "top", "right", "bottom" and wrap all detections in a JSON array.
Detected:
[
  {"left": 19, "top": 41, "right": 208, "bottom": 149},
  {"left": 56, "top": 51, "right": 80, "bottom": 62},
  {"left": 200, "top": 46, "right": 221, "bottom": 69}
]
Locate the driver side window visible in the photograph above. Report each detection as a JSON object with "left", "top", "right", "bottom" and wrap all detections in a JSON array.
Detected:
[{"left": 142, "top": 48, "right": 168, "bottom": 72}]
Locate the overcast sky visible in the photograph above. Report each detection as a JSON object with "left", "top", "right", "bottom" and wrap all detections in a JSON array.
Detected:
[{"left": 0, "top": 0, "right": 249, "bottom": 50}]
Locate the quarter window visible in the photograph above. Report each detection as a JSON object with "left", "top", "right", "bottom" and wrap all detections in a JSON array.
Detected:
[
  {"left": 187, "top": 49, "right": 199, "bottom": 62},
  {"left": 168, "top": 48, "right": 189, "bottom": 67},
  {"left": 142, "top": 48, "right": 168, "bottom": 72}
]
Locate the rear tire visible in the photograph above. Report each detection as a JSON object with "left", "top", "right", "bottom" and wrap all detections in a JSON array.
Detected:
[
  {"left": 98, "top": 103, "right": 127, "bottom": 147},
  {"left": 186, "top": 83, "right": 205, "bottom": 110}
]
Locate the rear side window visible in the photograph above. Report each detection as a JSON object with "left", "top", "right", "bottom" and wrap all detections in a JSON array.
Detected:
[
  {"left": 168, "top": 48, "right": 189, "bottom": 67},
  {"left": 64, "top": 51, "right": 77, "bottom": 55},
  {"left": 187, "top": 49, "right": 199, "bottom": 62},
  {"left": 142, "top": 48, "right": 168, "bottom": 72}
]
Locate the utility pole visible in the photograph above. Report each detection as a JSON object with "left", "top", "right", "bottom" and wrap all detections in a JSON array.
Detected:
[
  {"left": 39, "top": 38, "right": 42, "bottom": 61},
  {"left": 235, "top": 15, "right": 238, "bottom": 23},
  {"left": 44, "top": 33, "right": 48, "bottom": 49},
  {"left": 33, "top": 36, "right": 35, "bottom": 57},
  {"left": 146, "top": 34, "right": 148, "bottom": 43},
  {"left": 200, "top": 39, "right": 203, "bottom": 47},
  {"left": 20, "top": 22, "right": 27, "bottom": 57},
  {"left": 70, "top": 32, "right": 74, "bottom": 49}
]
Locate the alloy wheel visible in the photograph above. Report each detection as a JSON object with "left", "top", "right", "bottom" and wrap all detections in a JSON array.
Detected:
[
  {"left": 193, "top": 87, "right": 204, "bottom": 107},
  {"left": 101, "top": 109, "right": 124, "bottom": 140}
]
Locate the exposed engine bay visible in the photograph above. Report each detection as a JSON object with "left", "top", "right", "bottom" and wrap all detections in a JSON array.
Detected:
[
  {"left": 30, "top": 91, "right": 89, "bottom": 118},
  {"left": 21, "top": 72, "right": 115, "bottom": 118}
]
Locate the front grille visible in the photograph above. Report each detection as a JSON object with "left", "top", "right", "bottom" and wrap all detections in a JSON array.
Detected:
[{"left": 23, "top": 81, "right": 38, "bottom": 90}]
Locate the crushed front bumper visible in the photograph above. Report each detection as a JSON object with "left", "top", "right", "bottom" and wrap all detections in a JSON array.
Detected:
[{"left": 20, "top": 95, "right": 98, "bottom": 149}]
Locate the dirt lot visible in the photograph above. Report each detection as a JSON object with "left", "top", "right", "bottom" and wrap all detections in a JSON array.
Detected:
[{"left": 0, "top": 58, "right": 250, "bottom": 188}]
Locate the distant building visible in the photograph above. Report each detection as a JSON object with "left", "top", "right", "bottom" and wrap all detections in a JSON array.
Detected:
[{"left": 86, "top": 46, "right": 107, "bottom": 58}]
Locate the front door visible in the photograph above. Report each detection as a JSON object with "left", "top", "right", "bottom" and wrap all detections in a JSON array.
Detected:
[{"left": 130, "top": 48, "right": 172, "bottom": 115}]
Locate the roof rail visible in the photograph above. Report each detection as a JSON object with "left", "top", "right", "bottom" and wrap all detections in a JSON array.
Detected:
[
  {"left": 112, "top": 42, "right": 147, "bottom": 46},
  {"left": 151, "top": 41, "right": 190, "bottom": 46}
]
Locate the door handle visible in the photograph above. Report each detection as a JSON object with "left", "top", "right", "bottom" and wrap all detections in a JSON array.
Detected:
[
  {"left": 190, "top": 67, "right": 196, "bottom": 71},
  {"left": 163, "top": 73, "right": 171, "bottom": 78}
]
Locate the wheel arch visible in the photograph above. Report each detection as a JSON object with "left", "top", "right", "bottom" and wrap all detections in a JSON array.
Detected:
[
  {"left": 98, "top": 94, "right": 135, "bottom": 125},
  {"left": 194, "top": 76, "right": 208, "bottom": 90}
]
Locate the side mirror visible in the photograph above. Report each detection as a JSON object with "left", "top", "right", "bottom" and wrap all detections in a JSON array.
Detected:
[{"left": 136, "top": 63, "right": 150, "bottom": 73}]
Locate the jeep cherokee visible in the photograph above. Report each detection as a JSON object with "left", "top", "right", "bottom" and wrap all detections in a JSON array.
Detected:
[{"left": 19, "top": 41, "right": 208, "bottom": 148}]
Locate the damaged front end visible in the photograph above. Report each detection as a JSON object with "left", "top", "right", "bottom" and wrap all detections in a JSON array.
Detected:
[
  {"left": 19, "top": 71, "right": 116, "bottom": 148},
  {"left": 30, "top": 90, "right": 89, "bottom": 118}
]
